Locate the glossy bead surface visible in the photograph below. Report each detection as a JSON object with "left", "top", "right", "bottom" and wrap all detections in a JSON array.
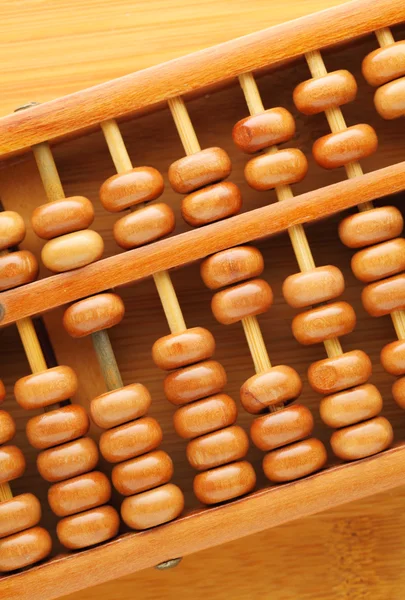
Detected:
[
  {"left": 121, "top": 483, "right": 184, "bottom": 530},
  {"left": 0, "top": 211, "right": 25, "bottom": 251},
  {"left": 14, "top": 366, "right": 78, "bottom": 410},
  {"left": 63, "top": 293, "right": 125, "bottom": 337},
  {"left": 48, "top": 471, "right": 111, "bottom": 517},
  {"left": 182, "top": 182, "right": 242, "bottom": 226},
  {"left": 112, "top": 450, "right": 173, "bottom": 496},
  {"left": 374, "top": 77, "right": 405, "bottom": 119},
  {"left": 186, "top": 425, "right": 249, "bottom": 471},
  {"left": 41, "top": 229, "right": 104, "bottom": 272},
  {"left": 330, "top": 416, "right": 393, "bottom": 460},
  {"left": 201, "top": 246, "right": 264, "bottom": 290},
  {"left": 362, "top": 41, "right": 405, "bottom": 86},
  {"left": 37, "top": 437, "right": 99, "bottom": 482},
  {"left": 351, "top": 238, "right": 405, "bottom": 283},
  {"left": 211, "top": 278, "right": 273, "bottom": 325},
  {"left": 320, "top": 383, "right": 383, "bottom": 428},
  {"left": 232, "top": 108, "right": 296, "bottom": 153},
  {"left": 0, "top": 380, "right": 4, "bottom": 404},
  {"left": 26, "top": 405, "right": 89, "bottom": 449},
  {"left": 0, "top": 494, "right": 41, "bottom": 539},
  {"left": 244, "top": 148, "right": 308, "bottom": 191},
  {"left": 164, "top": 360, "right": 227, "bottom": 406},
  {"left": 99, "top": 417, "right": 163, "bottom": 463},
  {"left": 57, "top": 505, "right": 120, "bottom": 550},
  {"left": 240, "top": 365, "right": 303, "bottom": 414},
  {"left": 291, "top": 301, "right": 356, "bottom": 345},
  {"left": 0, "top": 250, "right": 38, "bottom": 291},
  {"left": 31, "top": 197, "right": 94, "bottom": 239},
  {"left": 362, "top": 274, "right": 405, "bottom": 317},
  {"left": 393, "top": 376, "right": 405, "bottom": 409},
  {"left": 173, "top": 393, "right": 237, "bottom": 439},
  {"left": 113, "top": 203, "right": 175, "bottom": 249},
  {"left": 90, "top": 383, "right": 152, "bottom": 429},
  {"left": 250, "top": 404, "right": 313, "bottom": 451},
  {"left": 152, "top": 327, "right": 215, "bottom": 371},
  {"left": 381, "top": 339, "right": 405, "bottom": 376},
  {"left": 0, "top": 526, "right": 52, "bottom": 572},
  {"left": 293, "top": 70, "right": 357, "bottom": 115},
  {"left": 0, "top": 410, "right": 16, "bottom": 445},
  {"left": 193, "top": 460, "right": 256, "bottom": 504},
  {"left": 338, "top": 206, "right": 403, "bottom": 248},
  {"left": 313, "top": 124, "right": 378, "bottom": 169},
  {"left": 308, "top": 350, "right": 372, "bottom": 395},
  {"left": 263, "top": 438, "right": 327, "bottom": 482},
  {"left": 282, "top": 265, "right": 345, "bottom": 308},
  {"left": 168, "top": 148, "right": 232, "bottom": 194},
  {"left": 0, "top": 446, "right": 25, "bottom": 484},
  {"left": 100, "top": 167, "right": 164, "bottom": 212}
]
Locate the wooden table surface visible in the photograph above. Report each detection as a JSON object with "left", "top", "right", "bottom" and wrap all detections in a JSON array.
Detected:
[{"left": 2, "top": 1, "right": 405, "bottom": 599}]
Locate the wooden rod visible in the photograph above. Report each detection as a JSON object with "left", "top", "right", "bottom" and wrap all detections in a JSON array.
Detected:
[
  {"left": 375, "top": 27, "right": 395, "bottom": 47},
  {"left": 91, "top": 330, "right": 123, "bottom": 390}
]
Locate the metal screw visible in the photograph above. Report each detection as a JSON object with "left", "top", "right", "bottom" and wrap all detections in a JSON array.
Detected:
[
  {"left": 155, "top": 557, "right": 182, "bottom": 570},
  {"left": 14, "top": 102, "right": 40, "bottom": 112}
]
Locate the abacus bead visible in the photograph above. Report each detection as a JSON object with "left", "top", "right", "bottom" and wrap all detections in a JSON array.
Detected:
[
  {"left": 362, "top": 41, "right": 405, "bottom": 86},
  {"left": 244, "top": 148, "right": 308, "bottom": 191},
  {"left": 31, "top": 197, "right": 94, "bottom": 239},
  {"left": 0, "top": 250, "right": 38, "bottom": 292},
  {"left": 173, "top": 393, "right": 237, "bottom": 439},
  {"left": 308, "top": 350, "right": 372, "bottom": 395},
  {"left": 0, "top": 410, "right": 16, "bottom": 445},
  {"left": 381, "top": 340, "right": 405, "bottom": 376},
  {"left": 240, "top": 365, "right": 303, "bottom": 414},
  {"left": 26, "top": 405, "right": 89, "bottom": 450},
  {"left": 293, "top": 70, "right": 357, "bottom": 115},
  {"left": 211, "top": 278, "right": 273, "bottom": 325},
  {"left": 113, "top": 203, "right": 175, "bottom": 249},
  {"left": 282, "top": 265, "right": 345, "bottom": 309},
  {"left": 99, "top": 417, "right": 163, "bottom": 463},
  {"left": 63, "top": 293, "right": 125, "bottom": 338},
  {"left": 112, "top": 450, "right": 173, "bottom": 496},
  {"left": 37, "top": 437, "right": 99, "bottom": 483},
  {"left": 152, "top": 327, "right": 215, "bottom": 371},
  {"left": 330, "top": 416, "right": 393, "bottom": 461},
  {"left": 320, "top": 384, "right": 383, "bottom": 428},
  {"left": 262, "top": 438, "right": 327, "bottom": 482},
  {"left": 14, "top": 366, "right": 78, "bottom": 410},
  {"left": 351, "top": 238, "right": 405, "bottom": 283},
  {"left": 250, "top": 405, "right": 314, "bottom": 451},
  {"left": 0, "top": 380, "right": 5, "bottom": 404},
  {"left": 291, "top": 301, "right": 356, "bottom": 346},
  {"left": 313, "top": 124, "right": 378, "bottom": 169},
  {"left": 182, "top": 182, "right": 242, "bottom": 227},
  {"left": 121, "top": 483, "right": 184, "bottom": 530},
  {"left": 201, "top": 246, "right": 264, "bottom": 290},
  {"left": 0, "top": 527, "right": 52, "bottom": 572},
  {"left": 338, "top": 206, "right": 403, "bottom": 248},
  {"left": 186, "top": 425, "right": 249, "bottom": 471},
  {"left": 0, "top": 211, "right": 25, "bottom": 251},
  {"left": 393, "top": 377, "right": 405, "bottom": 409},
  {"left": 100, "top": 167, "right": 164, "bottom": 212},
  {"left": 41, "top": 230, "right": 104, "bottom": 273},
  {"left": 0, "top": 446, "right": 25, "bottom": 484},
  {"left": 374, "top": 77, "right": 405, "bottom": 119},
  {"left": 193, "top": 461, "right": 256, "bottom": 504},
  {"left": 56, "top": 506, "right": 120, "bottom": 550},
  {"left": 48, "top": 471, "right": 111, "bottom": 517},
  {"left": 90, "top": 383, "right": 152, "bottom": 429},
  {"left": 0, "top": 494, "right": 41, "bottom": 539},
  {"left": 164, "top": 360, "right": 227, "bottom": 406},
  {"left": 232, "top": 108, "right": 296, "bottom": 153},
  {"left": 168, "top": 148, "right": 232, "bottom": 194},
  {"left": 362, "top": 274, "right": 405, "bottom": 317}
]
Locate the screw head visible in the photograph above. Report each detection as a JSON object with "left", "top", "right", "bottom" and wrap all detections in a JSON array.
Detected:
[
  {"left": 155, "top": 557, "right": 182, "bottom": 570},
  {"left": 14, "top": 102, "right": 40, "bottom": 112}
]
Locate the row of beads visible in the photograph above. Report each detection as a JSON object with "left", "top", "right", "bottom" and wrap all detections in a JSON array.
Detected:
[{"left": 0, "top": 211, "right": 38, "bottom": 292}]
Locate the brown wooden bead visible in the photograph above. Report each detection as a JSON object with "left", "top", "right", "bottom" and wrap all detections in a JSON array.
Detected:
[
  {"left": 164, "top": 360, "right": 227, "bottom": 406},
  {"left": 362, "top": 41, "right": 405, "bottom": 86},
  {"left": 90, "top": 383, "right": 152, "bottom": 429},
  {"left": 113, "top": 203, "right": 175, "bottom": 249},
  {"left": 173, "top": 393, "right": 237, "bottom": 439},
  {"left": 293, "top": 70, "right": 357, "bottom": 115},
  {"left": 63, "top": 293, "right": 125, "bottom": 337},
  {"left": 0, "top": 211, "right": 26, "bottom": 251},
  {"left": 250, "top": 405, "right": 314, "bottom": 451},
  {"left": 48, "top": 471, "right": 111, "bottom": 517},
  {"left": 0, "top": 250, "right": 38, "bottom": 292},
  {"left": 26, "top": 405, "right": 89, "bottom": 450},
  {"left": 351, "top": 238, "right": 405, "bottom": 283},
  {"left": 186, "top": 425, "right": 249, "bottom": 471},
  {"left": 244, "top": 148, "right": 308, "bottom": 191},
  {"left": 0, "top": 494, "right": 41, "bottom": 539},
  {"left": 121, "top": 483, "right": 184, "bottom": 530},
  {"left": 37, "top": 437, "right": 99, "bottom": 483},
  {"left": 338, "top": 206, "right": 404, "bottom": 249},
  {"left": 100, "top": 167, "right": 164, "bottom": 212},
  {"left": 168, "top": 147, "right": 231, "bottom": 194},
  {"left": 182, "top": 182, "right": 242, "bottom": 227},
  {"left": 240, "top": 365, "right": 303, "bottom": 414},
  {"left": 320, "top": 384, "right": 383, "bottom": 428},
  {"left": 152, "top": 327, "right": 215, "bottom": 371},
  {"left": 393, "top": 376, "right": 405, "bottom": 409},
  {"left": 263, "top": 438, "right": 327, "bottom": 482},
  {"left": 14, "top": 366, "right": 78, "bottom": 410},
  {"left": 193, "top": 460, "right": 256, "bottom": 504},
  {"left": 56, "top": 505, "right": 120, "bottom": 550},
  {"left": 308, "top": 350, "right": 372, "bottom": 395},
  {"left": 282, "top": 265, "right": 345, "bottom": 308},
  {"left": 0, "top": 380, "right": 4, "bottom": 404},
  {"left": 41, "top": 229, "right": 104, "bottom": 273},
  {"left": 112, "top": 450, "right": 173, "bottom": 496},
  {"left": 330, "top": 416, "right": 393, "bottom": 461},
  {"left": 291, "top": 301, "right": 356, "bottom": 346},
  {"left": 232, "top": 108, "right": 296, "bottom": 153},
  {"left": 201, "top": 246, "right": 264, "bottom": 290},
  {"left": 99, "top": 417, "right": 163, "bottom": 463},
  {"left": 374, "top": 77, "right": 405, "bottom": 119},
  {"left": 362, "top": 274, "right": 405, "bottom": 317},
  {"left": 0, "top": 446, "right": 25, "bottom": 484},
  {"left": 381, "top": 340, "right": 405, "bottom": 376},
  {"left": 0, "top": 526, "right": 52, "bottom": 572},
  {"left": 0, "top": 410, "right": 16, "bottom": 445},
  {"left": 31, "top": 197, "right": 95, "bottom": 239},
  {"left": 313, "top": 124, "right": 378, "bottom": 169},
  {"left": 211, "top": 278, "right": 273, "bottom": 325}
]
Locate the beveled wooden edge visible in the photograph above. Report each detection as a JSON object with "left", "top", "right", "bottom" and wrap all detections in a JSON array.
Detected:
[
  {"left": 0, "top": 0, "right": 404, "bottom": 157},
  {"left": 1, "top": 160, "right": 405, "bottom": 327}
]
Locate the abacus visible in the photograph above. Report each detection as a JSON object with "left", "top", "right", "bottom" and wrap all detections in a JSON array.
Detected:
[{"left": 0, "top": 0, "right": 405, "bottom": 597}]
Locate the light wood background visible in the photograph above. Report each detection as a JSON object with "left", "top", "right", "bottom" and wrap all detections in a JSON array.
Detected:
[{"left": 1, "top": 1, "right": 405, "bottom": 599}]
